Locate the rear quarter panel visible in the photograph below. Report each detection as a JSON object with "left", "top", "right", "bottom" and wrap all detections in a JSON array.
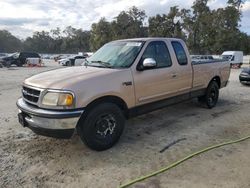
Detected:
[{"left": 192, "top": 61, "right": 230, "bottom": 90}]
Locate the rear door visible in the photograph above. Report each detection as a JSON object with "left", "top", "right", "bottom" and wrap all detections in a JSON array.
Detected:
[{"left": 170, "top": 41, "right": 193, "bottom": 93}]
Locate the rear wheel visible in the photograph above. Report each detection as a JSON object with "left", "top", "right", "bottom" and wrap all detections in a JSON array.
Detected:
[
  {"left": 77, "top": 103, "right": 125, "bottom": 151},
  {"left": 16, "top": 60, "right": 22, "bottom": 67},
  {"left": 199, "top": 81, "right": 219, "bottom": 109}
]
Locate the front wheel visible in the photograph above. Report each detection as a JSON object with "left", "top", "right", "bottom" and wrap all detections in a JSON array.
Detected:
[{"left": 77, "top": 103, "right": 125, "bottom": 151}]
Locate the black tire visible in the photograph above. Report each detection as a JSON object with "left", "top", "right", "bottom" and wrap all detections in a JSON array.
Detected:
[
  {"left": 77, "top": 103, "right": 125, "bottom": 151},
  {"left": 203, "top": 81, "right": 219, "bottom": 109},
  {"left": 66, "top": 61, "right": 70, "bottom": 66},
  {"left": 16, "top": 60, "right": 22, "bottom": 67},
  {"left": 5, "top": 61, "right": 11, "bottom": 68}
]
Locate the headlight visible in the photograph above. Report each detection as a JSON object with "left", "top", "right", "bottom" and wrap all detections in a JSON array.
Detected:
[{"left": 42, "top": 91, "right": 74, "bottom": 107}]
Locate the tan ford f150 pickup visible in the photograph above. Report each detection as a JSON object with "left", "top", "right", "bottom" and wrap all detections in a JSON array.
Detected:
[{"left": 17, "top": 38, "right": 230, "bottom": 151}]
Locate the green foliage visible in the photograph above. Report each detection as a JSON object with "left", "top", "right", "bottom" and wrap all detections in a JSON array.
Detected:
[
  {"left": 22, "top": 27, "right": 91, "bottom": 53},
  {"left": 148, "top": 6, "right": 185, "bottom": 39},
  {"left": 180, "top": 0, "right": 248, "bottom": 54},
  {"left": 90, "top": 7, "right": 147, "bottom": 50},
  {"left": 0, "top": 2, "right": 249, "bottom": 54},
  {"left": 227, "top": 0, "right": 246, "bottom": 10},
  {"left": 90, "top": 18, "right": 113, "bottom": 51},
  {"left": 112, "top": 6, "right": 147, "bottom": 39},
  {"left": 0, "top": 30, "right": 22, "bottom": 52}
]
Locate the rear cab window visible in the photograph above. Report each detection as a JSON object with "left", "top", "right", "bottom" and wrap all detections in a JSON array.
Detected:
[
  {"left": 20, "top": 52, "right": 40, "bottom": 58},
  {"left": 171, "top": 41, "right": 188, "bottom": 65}
]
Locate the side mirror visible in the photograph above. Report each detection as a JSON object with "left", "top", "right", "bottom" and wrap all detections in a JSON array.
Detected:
[{"left": 143, "top": 58, "right": 156, "bottom": 68}]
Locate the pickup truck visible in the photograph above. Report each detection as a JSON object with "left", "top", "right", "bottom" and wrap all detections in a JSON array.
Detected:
[{"left": 16, "top": 38, "right": 230, "bottom": 151}]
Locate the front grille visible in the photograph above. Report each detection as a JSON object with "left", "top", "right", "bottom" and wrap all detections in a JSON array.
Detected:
[{"left": 22, "top": 86, "right": 41, "bottom": 105}]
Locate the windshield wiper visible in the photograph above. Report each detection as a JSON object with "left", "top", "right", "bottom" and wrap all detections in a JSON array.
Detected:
[{"left": 90, "top": 60, "right": 112, "bottom": 68}]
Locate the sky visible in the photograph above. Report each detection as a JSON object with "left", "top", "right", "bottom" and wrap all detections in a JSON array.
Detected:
[{"left": 0, "top": 0, "right": 249, "bottom": 39}]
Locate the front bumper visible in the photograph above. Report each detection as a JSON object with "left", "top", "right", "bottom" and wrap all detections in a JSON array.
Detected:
[{"left": 16, "top": 98, "right": 84, "bottom": 139}]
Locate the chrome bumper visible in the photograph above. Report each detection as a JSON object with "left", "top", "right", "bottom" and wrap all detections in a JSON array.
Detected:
[{"left": 16, "top": 98, "right": 84, "bottom": 138}]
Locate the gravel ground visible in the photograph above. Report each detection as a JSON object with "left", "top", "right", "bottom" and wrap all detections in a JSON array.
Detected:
[{"left": 0, "top": 62, "right": 250, "bottom": 188}]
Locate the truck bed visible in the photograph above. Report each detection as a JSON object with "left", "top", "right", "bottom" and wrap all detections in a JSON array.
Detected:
[{"left": 192, "top": 59, "right": 230, "bottom": 91}]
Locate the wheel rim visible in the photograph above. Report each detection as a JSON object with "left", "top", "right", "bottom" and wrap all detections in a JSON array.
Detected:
[
  {"left": 94, "top": 114, "right": 116, "bottom": 139},
  {"left": 208, "top": 88, "right": 218, "bottom": 106}
]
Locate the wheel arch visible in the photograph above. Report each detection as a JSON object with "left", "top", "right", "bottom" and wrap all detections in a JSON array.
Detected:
[
  {"left": 209, "top": 76, "right": 221, "bottom": 88},
  {"left": 79, "top": 95, "right": 129, "bottom": 121}
]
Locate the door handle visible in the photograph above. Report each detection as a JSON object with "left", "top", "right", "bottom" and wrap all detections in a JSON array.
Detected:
[{"left": 171, "top": 73, "right": 177, "bottom": 78}]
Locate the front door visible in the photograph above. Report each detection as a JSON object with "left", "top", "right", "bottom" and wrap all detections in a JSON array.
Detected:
[{"left": 132, "top": 41, "right": 182, "bottom": 105}]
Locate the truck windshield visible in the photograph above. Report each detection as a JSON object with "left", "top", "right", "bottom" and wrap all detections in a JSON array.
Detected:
[
  {"left": 8, "top": 52, "right": 19, "bottom": 58},
  {"left": 222, "top": 55, "right": 232, "bottom": 61},
  {"left": 86, "top": 41, "right": 144, "bottom": 68}
]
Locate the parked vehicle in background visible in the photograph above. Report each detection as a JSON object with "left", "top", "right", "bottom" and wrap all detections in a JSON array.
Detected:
[
  {"left": 78, "top": 52, "right": 93, "bottom": 57},
  {"left": 191, "top": 55, "right": 214, "bottom": 60},
  {"left": 58, "top": 55, "right": 87, "bottom": 66},
  {"left": 16, "top": 38, "right": 230, "bottom": 151},
  {"left": 1, "top": 52, "right": 41, "bottom": 67},
  {"left": 41, "top": 54, "right": 52, "bottom": 59},
  {"left": 0, "top": 53, "right": 7, "bottom": 58},
  {"left": 84, "top": 52, "right": 94, "bottom": 57},
  {"left": 26, "top": 58, "right": 42, "bottom": 66},
  {"left": 239, "top": 67, "right": 250, "bottom": 84},
  {"left": 58, "top": 57, "right": 69, "bottom": 66},
  {"left": 0, "top": 53, "right": 7, "bottom": 63},
  {"left": 53, "top": 54, "right": 64, "bottom": 62},
  {"left": 222, "top": 51, "right": 243, "bottom": 68}
]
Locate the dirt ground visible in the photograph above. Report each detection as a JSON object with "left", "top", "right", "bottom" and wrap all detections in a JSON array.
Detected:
[{"left": 0, "top": 62, "right": 250, "bottom": 188}]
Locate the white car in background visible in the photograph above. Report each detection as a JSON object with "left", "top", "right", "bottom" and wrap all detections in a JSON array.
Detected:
[
  {"left": 222, "top": 51, "right": 243, "bottom": 67},
  {"left": 58, "top": 55, "right": 87, "bottom": 66}
]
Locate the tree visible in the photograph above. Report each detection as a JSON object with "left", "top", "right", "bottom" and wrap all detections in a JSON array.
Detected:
[
  {"left": 227, "top": 0, "right": 246, "bottom": 10},
  {"left": 0, "top": 30, "right": 22, "bottom": 52},
  {"left": 90, "top": 18, "right": 113, "bottom": 51},
  {"left": 1, "top": 4, "right": 250, "bottom": 55},
  {"left": 23, "top": 31, "right": 54, "bottom": 53},
  {"left": 180, "top": 0, "right": 213, "bottom": 54},
  {"left": 112, "top": 6, "right": 147, "bottom": 39},
  {"left": 61, "top": 27, "right": 91, "bottom": 53},
  {"left": 148, "top": 6, "right": 185, "bottom": 39}
]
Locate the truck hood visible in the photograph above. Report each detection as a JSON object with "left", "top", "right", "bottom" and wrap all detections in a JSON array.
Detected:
[{"left": 24, "top": 66, "right": 121, "bottom": 89}]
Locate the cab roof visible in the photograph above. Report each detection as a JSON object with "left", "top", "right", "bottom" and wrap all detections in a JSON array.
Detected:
[{"left": 115, "top": 37, "right": 183, "bottom": 42}]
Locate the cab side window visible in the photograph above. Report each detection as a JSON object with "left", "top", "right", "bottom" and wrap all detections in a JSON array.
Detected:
[
  {"left": 141, "top": 41, "right": 172, "bottom": 68},
  {"left": 171, "top": 41, "right": 188, "bottom": 65}
]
